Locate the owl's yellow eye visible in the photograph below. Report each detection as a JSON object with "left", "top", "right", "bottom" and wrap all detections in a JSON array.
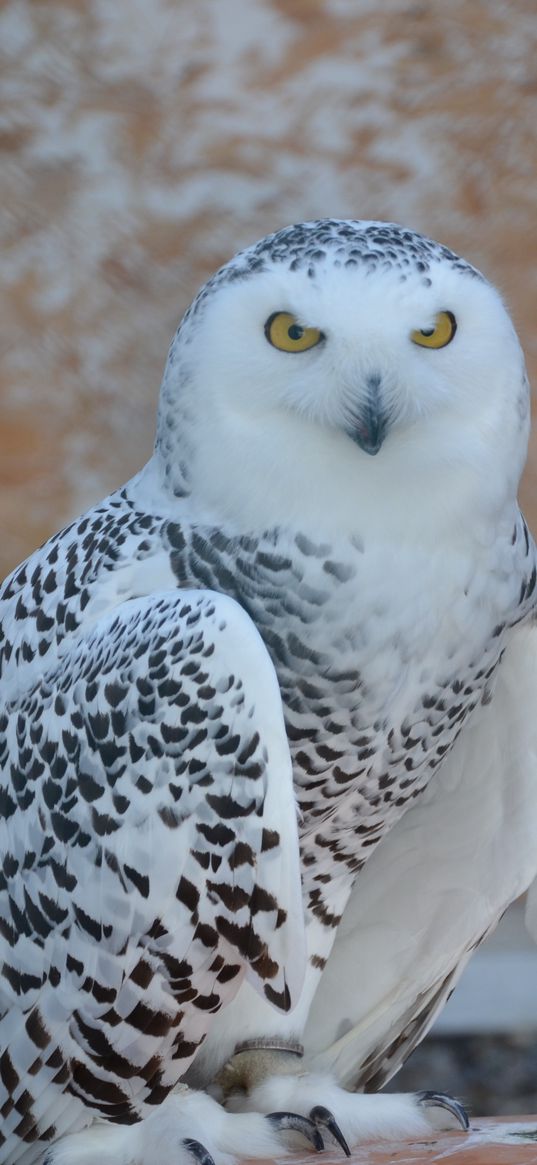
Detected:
[
  {"left": 410, "top": 310, "right": 457, "bottom": 349},
  {"left": 265, "top": 311, "right": 324, "bottom": 353}
]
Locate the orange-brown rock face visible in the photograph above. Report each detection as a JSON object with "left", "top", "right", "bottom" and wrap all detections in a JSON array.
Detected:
[{"left": 1, "top": 0, "right": 536, "bottom": 576}]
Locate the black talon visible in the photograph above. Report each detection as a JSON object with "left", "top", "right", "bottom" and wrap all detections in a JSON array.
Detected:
[
  {"left": 417, "top": 1090, "right": 470, "bottom": 1131},
  {"left": 310, "top": 1105, "right": 351, "bottom": 1158},
  {"left": 268, "top": 1111, "right": 325, "bottom": 1152},
  {"left": 183, "top": 1138, "right": 216, "bottom": 1165}
]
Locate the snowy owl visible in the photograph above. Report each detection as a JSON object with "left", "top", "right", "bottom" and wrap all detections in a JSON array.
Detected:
[{"left": 2, "top": 219, "right": 537, "bottom": 1165}]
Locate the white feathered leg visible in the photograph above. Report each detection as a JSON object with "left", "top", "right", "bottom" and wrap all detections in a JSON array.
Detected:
[
  {"left": 43, "top": 1088, "right": 325, "bottom": 1165},
  {"left": 197, "top": 965, "right": 467, "bottom": 1154},
  {"left": 227, "top": 1072, "right": 468, "bottom": 1148}
]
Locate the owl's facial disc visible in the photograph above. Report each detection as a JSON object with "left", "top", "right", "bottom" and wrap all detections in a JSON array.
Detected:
[{"left": 259, "top": 299, "right": 461, "bottom": 457}]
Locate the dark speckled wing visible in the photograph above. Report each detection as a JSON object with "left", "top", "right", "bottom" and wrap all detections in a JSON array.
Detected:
[{"left": 0, "top": 585, "right": 304, "bottom": 1160}]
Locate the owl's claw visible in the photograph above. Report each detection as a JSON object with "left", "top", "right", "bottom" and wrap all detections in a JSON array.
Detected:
[
  {"left": 417, "top": 1090, "right": 469, "bottom": 1131},
  {"left": 183, "top": 1137, "right": 216, "bottom": 1165},
  {"left": 268, "top": 1111, "right": 325, "bottom": 1151},
  {"left": 310, "top": 1104, "right": 351, "bottom": 1157}
]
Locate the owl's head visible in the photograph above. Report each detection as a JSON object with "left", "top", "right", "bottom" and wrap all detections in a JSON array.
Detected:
[{"left": 156, "top": 221, "right": 529, "bottom": 539}]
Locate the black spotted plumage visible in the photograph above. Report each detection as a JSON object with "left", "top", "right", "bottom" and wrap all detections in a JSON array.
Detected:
[
  {"left": 0, "top": 531, "right": 306, "bottom": 1158},
  {"left": 2, "top": 219, "right": 537, "bottom": 1163}
]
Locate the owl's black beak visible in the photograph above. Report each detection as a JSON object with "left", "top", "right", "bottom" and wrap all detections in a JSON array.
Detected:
[{"left": 346, "top": 374, "right": 389, "bottom": 456}]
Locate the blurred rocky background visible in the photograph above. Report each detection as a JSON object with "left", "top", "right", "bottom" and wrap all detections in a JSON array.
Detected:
[
  {"left": 389, "top": 1032, "right": 537, "bottom": 1117},
  {"left": 2, "top": 0, "right": 537, "bottom": 1115}
]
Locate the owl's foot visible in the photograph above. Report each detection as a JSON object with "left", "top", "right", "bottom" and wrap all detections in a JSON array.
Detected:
[
  {"left": 43, "top": 1089, "right": 325, "bottom": 1165},
  {"left": 225, "top": 1071, "right": 469, "bottom": 1148},
  {"left": 416, "top": 1089, "right": 470, "bottom": 1130}
]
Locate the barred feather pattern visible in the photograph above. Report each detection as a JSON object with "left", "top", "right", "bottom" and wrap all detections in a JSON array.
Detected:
[{"left": 2, "top": 487, "right": 535, "bottom": 913}]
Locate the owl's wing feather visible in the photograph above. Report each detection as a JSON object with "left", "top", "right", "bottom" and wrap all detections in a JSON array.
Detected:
[
  {"left": 305, "top": 624, "right": 537, "bottom": 1089},
  {"left": 0, "top": 588, "right": 305, "bottom": 1149}
]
